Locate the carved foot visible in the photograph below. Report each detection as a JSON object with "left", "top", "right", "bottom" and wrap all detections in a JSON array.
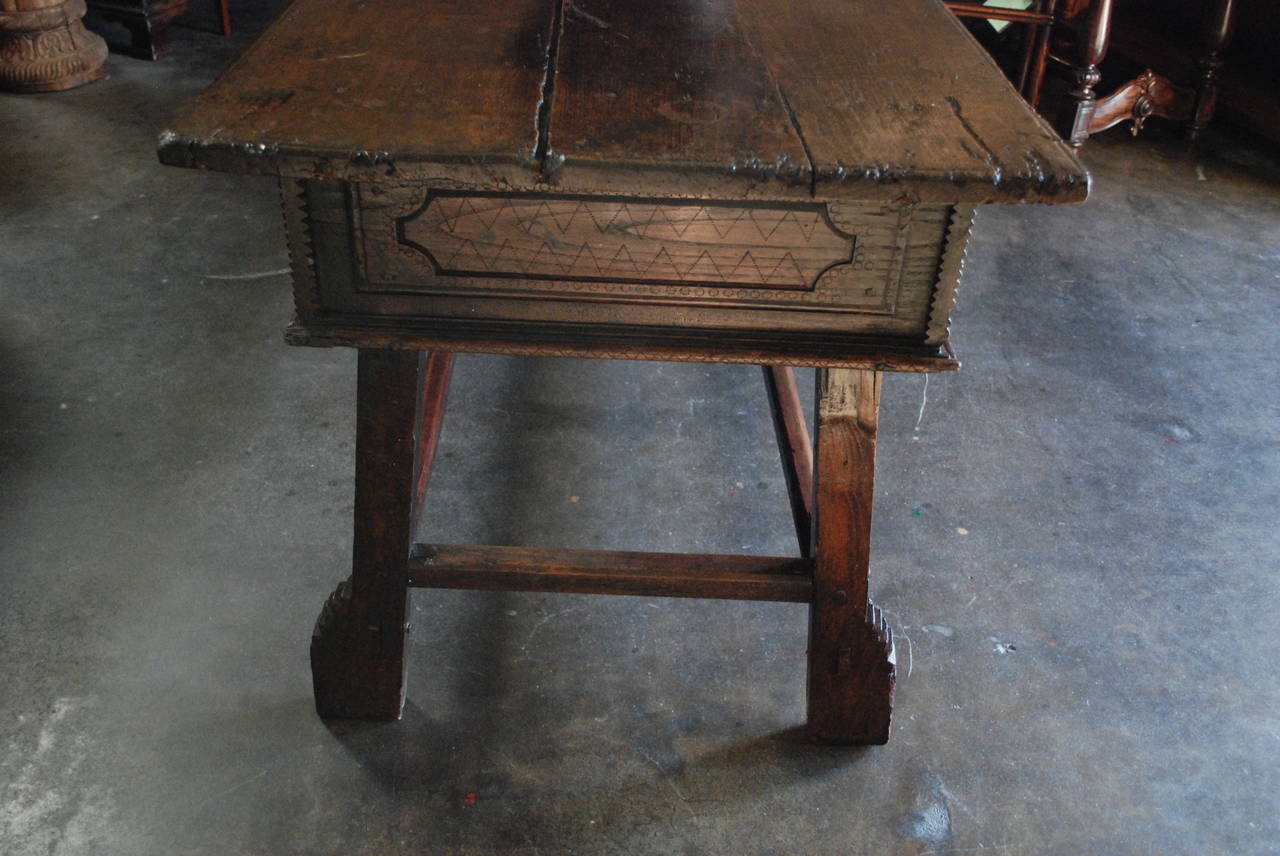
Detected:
[
  {"left": 806, "top": 602, "right": 897, "bottom": 745},
  {"left": 310, "top": 578, "right": 408, "bottom": 720},
  {"left": 0, "top": 0, "right": 107, "bottom": 93}
]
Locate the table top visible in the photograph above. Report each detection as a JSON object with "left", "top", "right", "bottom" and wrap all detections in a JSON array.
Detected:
[{"left": 159, "top": 0, "right": 1088, "bottom": 205}]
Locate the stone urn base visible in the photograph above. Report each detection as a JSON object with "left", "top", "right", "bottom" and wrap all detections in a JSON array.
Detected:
[{"left": 0, "top": 0, "right": 108, "bottom": 92}]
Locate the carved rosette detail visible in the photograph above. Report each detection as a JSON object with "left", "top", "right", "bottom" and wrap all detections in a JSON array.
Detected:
[
  {"left": 0, "top": 0, "right": 106, "bottom": 92},
  {"left": 925, "top": 205, "right": 976, "bottom": 347}
]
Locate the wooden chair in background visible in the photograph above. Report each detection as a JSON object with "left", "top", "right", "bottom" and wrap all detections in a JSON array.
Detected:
[{"left": 945, "top": 0, "right": 1239, "bottom": 146}]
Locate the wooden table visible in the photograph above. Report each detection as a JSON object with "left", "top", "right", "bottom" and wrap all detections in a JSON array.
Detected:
[{"left": 160, "top": 0, "right": 1087, "bottom": 744}]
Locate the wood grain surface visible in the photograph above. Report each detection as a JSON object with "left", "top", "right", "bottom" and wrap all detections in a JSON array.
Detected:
[
  {"left": 310, "top": 349, "right": 423, "bottom": 720},
  {"left": 408, "top": 351, "right": 454, "bottom": 534},
  {"left": 160, "top": 0, "right": 559, "bottom": 189},
  {"left": 393, "top": 192, "right": 853, "bottom": 290},
  {"left": 762, "top": 365, "right": 815, "bottom": 556},
  {"left": 806, "top": 368, "right": 896, "bottom": 744},
  {"left": 546, "top": 0, "right": 810, "bottom": 192},
  {"left": 339, "top": 185, "right": 956, "bottom": 344},
  {"left": 408, "top": 543, "right": 813, "bottom": 602},
  {"left": 160, "top": 0, "right": 1087, "bottom": 204},
  {"left": 275, "top": 176, "right": 965, "bottom": 367}
]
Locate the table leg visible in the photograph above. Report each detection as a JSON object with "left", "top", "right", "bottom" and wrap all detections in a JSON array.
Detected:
[
  {"left": 806, "top": 368, "right": 896, "bottom": 744},
  {"left": 762, "top": 366, "right": 814, "bottom": 558},
  {"left": 311, "top": 349, "right": 430, "bottom": 719},
  {"left": 411, "top": 352, "right": 455, "bottom": 533}
]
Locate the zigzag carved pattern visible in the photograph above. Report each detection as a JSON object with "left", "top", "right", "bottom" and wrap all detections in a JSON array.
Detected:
[{"left": 397, "top": 194, "right": 853, "bottom": 289}]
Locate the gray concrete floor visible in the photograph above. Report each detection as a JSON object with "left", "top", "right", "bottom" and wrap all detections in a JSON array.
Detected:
[{"left": 3, "top": 11, "right": 1279, "bottom": 856}]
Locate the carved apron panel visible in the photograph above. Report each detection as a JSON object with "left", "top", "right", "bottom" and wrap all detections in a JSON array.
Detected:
[{"left": 352, "top": 186, "right": 923, "bottom": 316}]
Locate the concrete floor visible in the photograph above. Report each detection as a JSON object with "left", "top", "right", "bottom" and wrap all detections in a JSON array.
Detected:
[{"left": 3, "top": 10, "right": 1279, "bottom": 855}]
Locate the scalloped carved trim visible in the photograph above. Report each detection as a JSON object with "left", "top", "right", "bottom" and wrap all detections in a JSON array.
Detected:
[
  {"left": 866, "top": 602, "right": 896, "bottom": 675},
  {"left": 924, "top": 205, "right": 976, "bottom": 347},
  {"left": 279, "top": 179, "right": 320, "bottom": 320},
  {"left": 311, "top": 577, "right": 355, "bottom": 655}
]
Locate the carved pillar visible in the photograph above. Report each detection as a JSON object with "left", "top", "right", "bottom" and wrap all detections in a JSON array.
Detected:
[{"left": 0, "top": 0, "right": 107, "bottom": 92}]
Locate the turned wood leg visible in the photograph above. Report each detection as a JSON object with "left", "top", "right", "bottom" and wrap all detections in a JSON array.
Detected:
[
  {"left": 806, "top": 368, "right": 895, "bottom": 744},
  {"left": 1063, "top": 0, "right": 1114, "bottom": 148},
  {"left": 311, "top": 350, "right": 453, "bottom": 719},
  {"left": 1190, "top": 0, "right": 1237, "bottom": 140}
]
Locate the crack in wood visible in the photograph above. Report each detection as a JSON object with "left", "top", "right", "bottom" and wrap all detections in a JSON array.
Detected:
[
  {"left": 778, "top": 86, "right": 818, "bottom": 198},
  {"left": 944, "top": 95, "right": 1000, "bottom": 174},
  {"left": 533, "top": 0, "right": 568, "bottom": 179}
]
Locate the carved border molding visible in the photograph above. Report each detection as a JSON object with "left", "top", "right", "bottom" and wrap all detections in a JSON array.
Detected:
[
  {"left": 352, "top": 186, "right": 936, "bottom": 316},
  {"left": 392, "top": 190, "right": 856, "bottom": 292},
  {"left": 280, "top": 178, "right": 320, "bottom": 319},
  {"left": 925, "top": 205, "right": 975, "bottom": 346}
]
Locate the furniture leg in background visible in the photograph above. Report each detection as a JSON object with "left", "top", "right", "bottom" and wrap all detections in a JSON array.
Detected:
[
  {"left": 87, "top": 0, "right": 229, "bottom": 60},
  {"left": 1061, "top": 0, "right": 1237, "bottom": 145},
  {"left": 1018, "top": 0, "right": 1059, "bottom": 108},
  {"left": 1190, "top": 0, "right": 1236, "bottom": 138},
  {"left": 944, "top": 0, "right": 1059, "bottom": 109},
  {"left": 762, "top": 366, "right": 814, "bottom": 559}
]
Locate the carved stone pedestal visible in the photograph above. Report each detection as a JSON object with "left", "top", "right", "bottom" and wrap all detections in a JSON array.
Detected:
[{"left": 0, "top": 0, "right": 107, "bottom": 92}]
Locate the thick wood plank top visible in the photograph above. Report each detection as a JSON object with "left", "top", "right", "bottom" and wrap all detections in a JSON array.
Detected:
[
  {"left": 160, "top": 0, "right": 1088, "bottom": 204},
  {"left": 160, "top": 0, "right": 558, "bottom": 187}
]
